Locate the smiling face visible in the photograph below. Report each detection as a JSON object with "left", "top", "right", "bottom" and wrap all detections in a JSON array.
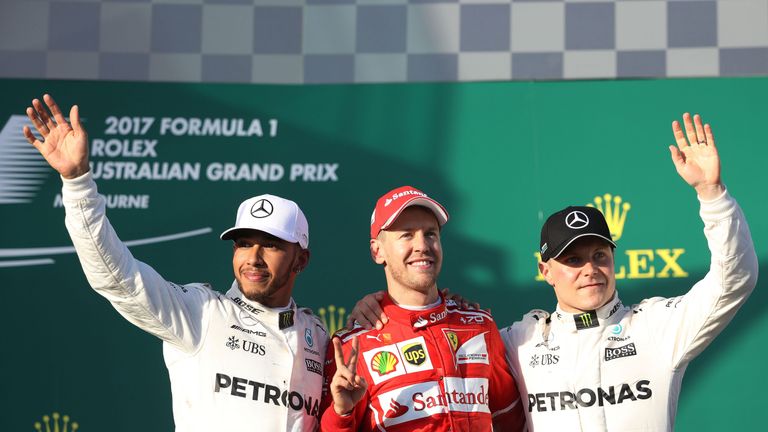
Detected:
[
  {"left": 538, "top": 236, "right": 616, "bottom": 313},
  {"left": 370, "top": 206, "right": 443, "bottom": 300},
  {"left": 231, "top": 230, "right": 309, "bottom": 308}
]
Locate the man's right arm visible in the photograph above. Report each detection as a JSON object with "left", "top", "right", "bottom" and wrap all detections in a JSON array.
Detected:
[
  {"left": 62, "top": 171, "right": 212, "bottom": 352},
  {"left": 25, "top": 94, "right": 211, "bottom": 353}
]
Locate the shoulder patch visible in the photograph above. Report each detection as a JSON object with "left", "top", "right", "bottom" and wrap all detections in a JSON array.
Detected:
[
  {"left": 175, "top": 282, "right": 218, "bottom": 296},
  {"left": 298, "top": 307, "right": 328, "bottom": 333},
  {"left": 524, "top": 309, "right": 551, "bottom": 321},
  {"left": 448, "top": 308, "right": 494, "bottom": 325},
  {"left": 335, "top": 324, "right": 373, "bottom": 343}
]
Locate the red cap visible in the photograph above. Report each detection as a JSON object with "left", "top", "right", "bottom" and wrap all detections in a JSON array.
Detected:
[{"left": 370, "top": 186, "right": 449, "bottom": 238}]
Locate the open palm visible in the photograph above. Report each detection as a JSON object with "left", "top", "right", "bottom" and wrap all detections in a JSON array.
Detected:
[
  {"left": 669, "top": 113, "right": 722, "bottom": 198},
  {"left": 23, "top": 94, "right": 89, "bottom": 179}
]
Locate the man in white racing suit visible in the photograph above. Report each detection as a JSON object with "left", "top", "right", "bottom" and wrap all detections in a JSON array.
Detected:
[
  {"left": 347, "top": 113, "right": 758, "bottom": 431},
  {"left": 23, "top": 94, "right": 328, "bottom": 431},
  {"left": 501, "top": 112, "right": 758, "bottom": 430}
]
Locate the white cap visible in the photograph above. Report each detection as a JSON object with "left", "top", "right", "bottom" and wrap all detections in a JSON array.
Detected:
[{"left": 220, "top": 194, "right": 309, "bottom": 249}]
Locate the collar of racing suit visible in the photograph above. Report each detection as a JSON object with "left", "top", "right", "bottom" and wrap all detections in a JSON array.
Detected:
[
  {"left": 380, "top": 292, "right": 450, "bottom": 330},
  {"left": 552, "top": 294, "right": 624, "bottom": 333},
  {"left": 225, "top": 282, "right": 297, "bottom": 329}
]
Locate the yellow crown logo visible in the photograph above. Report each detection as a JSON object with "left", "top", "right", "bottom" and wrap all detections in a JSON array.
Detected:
[
  {"left": 34, "top": 412, "right": 78, "bottom": 432},
  {"left": 587, "top": 194, "right": 631, "bottom": 241},
  {"left": 318, "top": 304, "right": 347, "bottom": 335}
]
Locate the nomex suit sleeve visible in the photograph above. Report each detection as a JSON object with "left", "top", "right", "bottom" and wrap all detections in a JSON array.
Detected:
[
  {"left": 62, "top": 172, "right": 214, "bottom": 353},
  {"left": 488, "top": 324, "right": 527, "bottom": 432},
  {"left": 639, "top": 190, "right": 758, "bottom": 368}
]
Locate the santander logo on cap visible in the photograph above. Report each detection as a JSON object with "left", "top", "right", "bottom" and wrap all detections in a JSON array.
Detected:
[
  {"left": 386, "top": 190, "right": 429, "bottom": 206},
  {"left": 370, "top": 186, "right": 449, "bottom": 238}
]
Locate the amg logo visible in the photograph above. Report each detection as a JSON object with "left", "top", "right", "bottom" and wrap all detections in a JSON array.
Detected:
[
  {"left": 230, "top": 324, "right": 267, "bottom": 337},
  {"left": 605, "top": 343, "right": 637, "bottom": 361},
  {"left": 528, "top": 380, "right": 652, "bottom": 412}
]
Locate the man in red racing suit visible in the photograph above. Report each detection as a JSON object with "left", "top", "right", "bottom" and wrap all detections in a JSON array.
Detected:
[{"left": 320, "top": 186, "right": 526, "bottom": 431}]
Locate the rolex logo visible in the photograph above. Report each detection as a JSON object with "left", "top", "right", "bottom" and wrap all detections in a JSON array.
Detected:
[
  {"left": 587, "top": 194, "right": 631, "bottom": 241},
  {"left": 34, "top": 412, "right": 79, "bottom": 432},
  {"left": 318, "top": 304, "right": 347, "bottom": 335}
]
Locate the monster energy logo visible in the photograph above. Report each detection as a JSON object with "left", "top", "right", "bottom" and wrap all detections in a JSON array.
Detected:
[
  {"left": 574, "top": 311, "right": 599, "bottom": 330},
  {"left": 279, "top": 310, "right": 295, "bottom": 330}
]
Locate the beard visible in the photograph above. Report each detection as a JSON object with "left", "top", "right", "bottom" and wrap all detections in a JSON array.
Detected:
[
  {"left": 388, "top": 262, "right": 440, "bottom": 293},
  {"left": 236, "top": 265, "right": 293, "bottom": 304}
]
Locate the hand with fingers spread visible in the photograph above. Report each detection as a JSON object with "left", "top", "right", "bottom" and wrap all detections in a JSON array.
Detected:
[
  {"left": 329, "top": 336, "right": 368, "bottom": 416},
  {"left": 669, "top": 113, "right": 724, "bottom": 200},
  {"left": 23, "top": 94, "right": 89, "bottom": 179}
]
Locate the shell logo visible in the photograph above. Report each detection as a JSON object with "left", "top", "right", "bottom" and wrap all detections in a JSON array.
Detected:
[{"left": 371, "top": 351, "right": 399, "bottom": 376}]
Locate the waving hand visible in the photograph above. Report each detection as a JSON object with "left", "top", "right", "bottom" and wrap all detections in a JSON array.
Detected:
[
  {"left": 23, "top": 94, "right": 89, "bottom": 179},
  {"left": 669, "top": 113, "right": 724, "bottom": 200}
]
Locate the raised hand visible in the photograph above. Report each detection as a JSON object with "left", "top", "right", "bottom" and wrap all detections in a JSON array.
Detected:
[
  {"left": 330, "top": 336, "right": 367, "bottom": 415},
  {"left": 23, "top": 94, "right": 89, "bottom": 179},
  {"left": 669, "top": 113, "right": 724, "bottom": 200}
]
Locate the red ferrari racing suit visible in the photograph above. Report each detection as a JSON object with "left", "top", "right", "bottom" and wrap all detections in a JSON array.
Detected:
[{"left": 321, "top": 294, "right": 526, "bottom": 431}]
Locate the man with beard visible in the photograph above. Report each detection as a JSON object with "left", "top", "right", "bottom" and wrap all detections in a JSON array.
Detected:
[
  {"left": 347, "top": 113, "right": 758, "bottom": 431},
  {"left": 320, "top": 186, "right": 526, "bottom": 431},
  {"left": 23, "top": 94, "right": 327, "bottom": 431}
]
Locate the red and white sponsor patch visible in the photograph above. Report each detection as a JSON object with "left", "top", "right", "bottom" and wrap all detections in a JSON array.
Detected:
[
  {"left": 363, "top": 336, "right": 434, "bottom": 385},
  {"left": 441, "top": 329, "right": 489, "bottom": 366},
  {"left": 375, "top": 378, "right": 491, "bottom": 427}
]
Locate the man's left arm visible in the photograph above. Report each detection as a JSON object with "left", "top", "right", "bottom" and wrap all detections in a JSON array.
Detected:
[
  {"left": 651, "top": 113, "right": 758, "bottom": 365},
  {"left": 488, "top": 323, "right": 527, "bottom": 431}
]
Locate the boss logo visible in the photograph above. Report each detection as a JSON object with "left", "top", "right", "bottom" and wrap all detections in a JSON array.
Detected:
[
  {"left": 305, "top": 359, "right": 322, "bottom": 375},
  {"left": 604, "top": 343, "right": 637, "bottom": 361}
]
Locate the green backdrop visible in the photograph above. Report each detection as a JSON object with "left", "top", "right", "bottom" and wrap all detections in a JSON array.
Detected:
[{"left": 0, "top": 77, "right": 764, "bottom": 431}]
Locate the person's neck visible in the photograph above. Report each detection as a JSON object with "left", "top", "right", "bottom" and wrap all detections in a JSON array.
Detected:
[{"left": 386, "top": 283, "right": 439, "bottom": 307}]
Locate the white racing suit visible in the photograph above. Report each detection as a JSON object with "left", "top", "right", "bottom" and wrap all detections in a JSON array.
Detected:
[
  {"left": 501, "top": 190, "right": 758, "bottom": 431},
  {"left": 62, "top": 172, "right": 328, "bottom": 432}
]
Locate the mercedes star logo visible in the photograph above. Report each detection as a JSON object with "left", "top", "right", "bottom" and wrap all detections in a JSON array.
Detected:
[
  {"left": 250, "top": 199, "right": 274, "bottom": 218},
  {"left": 565, "top": 211, "right": 589, "bottom": 229}
]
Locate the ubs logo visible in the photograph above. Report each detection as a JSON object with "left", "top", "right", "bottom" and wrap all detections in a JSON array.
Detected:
[
  {"left": 530, "top": 353, "right": 559, "bottom": 368},
  {"left": 226, "top": 336, "right": 240, "bottom": 350},
  {"left": 250, "top": 199, "right": 274, "bottom": 218}
]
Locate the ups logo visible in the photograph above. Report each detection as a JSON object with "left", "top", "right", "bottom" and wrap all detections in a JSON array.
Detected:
[
  {"left": 536, "top": 194, "right": 688, "bottom": 281},
  {"left": 402, "top": 343, "right": 427, "bottom": 366}
]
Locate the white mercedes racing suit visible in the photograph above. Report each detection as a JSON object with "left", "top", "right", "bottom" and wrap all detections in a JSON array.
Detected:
[
  {"left": 62, "top": 172, "right": 328, "bottom": 432},
  {"left": 501, "top": 190, "right": 758, "bottom": 431}
]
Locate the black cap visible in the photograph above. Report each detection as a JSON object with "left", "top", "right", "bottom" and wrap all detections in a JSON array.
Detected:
[{"left": 539, "top": 206, "right": 616, "bottom": 262}]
